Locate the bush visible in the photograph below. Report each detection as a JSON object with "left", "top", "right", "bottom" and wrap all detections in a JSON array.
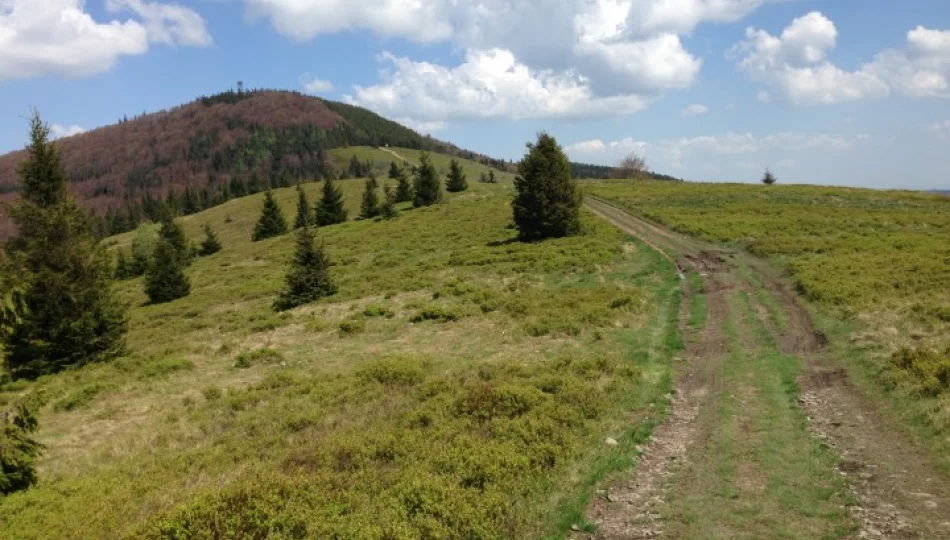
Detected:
[
  {"left": 54, "top": 383, "right": 115, "bottom": 412},
  {"left": 356, "top": 357, "right": 427, "bottom": 386},
  {"left": 338, "top": 318, "right": 366, "bottom": 335},
  {"left": 889, "top": 347, "right": 950, "bottom": 396},
  {"left": 410, "top": 305, "right": 461, "bottom": 323},
  {"left": 234, "top": 349, "right": 284, "bottom": 369}
]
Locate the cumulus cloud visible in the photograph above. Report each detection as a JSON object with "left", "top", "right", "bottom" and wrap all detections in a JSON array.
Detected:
[
  {"left": 565, "top": 131, "right": 864, "bottom": 164},
  {"left": 106, "top": 0, "right": 212, "bottom": 47},
  {"left": 346, "top": 49, "right": 650, "bottom": 124},
  {"left": 301, "top": 75, "right": 334, "bottom": 93},
  {"left": 732, "top": 12, "right": 950, "bottom": 104},
  {"left": 682, "top": 104, "right": 709, "bottom": 116},
  {"left": 243, "top": 0, "right": 452, "bottom": 43},
  {"left": 0, "top": 0, "right": 210, "bottom": 81},
  {"left": 50, "top": 124, "right": 86, "bottom": 139},
  {"left": 251, "top": 0, "right": 789, "bottom": 121},
  {"left": 930, "top": 120, "right": 950, "bottom": 140}
]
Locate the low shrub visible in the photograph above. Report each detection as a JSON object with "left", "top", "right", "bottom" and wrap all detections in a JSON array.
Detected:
[
  {"left": 234, "top": 348, "right": 284, "bottom": 369},
  {"left": 410, "top": 305, "right": 461, "bottom": 323},
  {"left": 338, "top": 318, "right": 366, "bottom": 335},
  {"left": 888, "top": 347, "right": 950, "bottom": 396},
  {"left": 357, "top": 357, "right": 427, "bottom": 386}
]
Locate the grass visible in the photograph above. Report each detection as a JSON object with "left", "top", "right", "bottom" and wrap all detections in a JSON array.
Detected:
[
  {"left": 663, "top": 288, "right": 856, "bottom": 539},
  {"left": 329, "top": 146, "right": 517, "bottom": 184},
  {"left": 0, "top": 173, "right": 678, "bottom": 538},
  {"left": 587, "top": 180, "right": 950, "bottom": 470}
]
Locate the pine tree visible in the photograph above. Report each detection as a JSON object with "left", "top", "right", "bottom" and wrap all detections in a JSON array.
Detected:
[
  {"left": 413, "top": 152, "right": 442, "bottom": 207},
  {"left": 360, "top": 174, "right": 381, "bottom": 219},
  {"left": 247, "top": 173, "right": 264, "bottom": 194},
  {"left": 388, "top": 161, "right": 401, "bottom": 181},
  {"left": 229, "top": 177, "right": 247, "bottom": 198},
  {"left": 198, "top": 224, "right": 222, "bottom": 256},
  {"left": 316, "top": 178, "right": 348, "bottom": 226},
  {"left": 2, "top": 112, "right": 127, "bottom": 378},
  {"left": 0, "top": 400, "right": 42, "bottom": 495},
  {"left": 181, "top": 187, "right": 200, "bottom": 215},
  {"left": 445, "top": 159, "right": 468, "bottom": 192},
  {"left": 145, "top": 237, "right": 190, "bottom": 304},
  {"left": 349, "top": 155, "right": 363, "bottom": 178},
  {"left": 487, "top": 170, "right": 497, "bottom": 184},
  {"left": 512, "top": 133, "right": 582, "bottom": 241},
  {"left": 394, "top": 164, "right": 414, "bottom": 203},
  {"left": 293, "top": 184, "right": 313, "bottom": 229},
  {"left": 159, "top": 217, "right": 193, "bottom": 266},
  {"left": 252, "top": 189, "right": 289, "bottom": 241},
  {"left": 381, "top": 184, "right": 399, "bottom": 219},
  {"left": 479, "top": 172, "right": 488, "bottom": 183},
  {"left": 762, "top": 168, "right": 777, "bottom": 185},
  {"left": 115, "top": 250, "right": 132, "bottom": 280},
  {"left": 273, "top": 226, "right": 337, "bottom": 311}
]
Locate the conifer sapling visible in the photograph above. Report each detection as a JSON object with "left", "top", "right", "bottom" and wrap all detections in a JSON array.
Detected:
[
  {"left": 316, "top": 178, "right": 348, "bottom": 226},
  {"left": 360, "top": 174, "right": 381, "bottom": 219},
  {"left": 446, "top": 159, "right": 468, "bottom": 192},
  {"left": 273, "top": 226, "right": 337, "bottom": 311},
  {"left": 252, "top": 189, "right": 289, "bottom": 241}
]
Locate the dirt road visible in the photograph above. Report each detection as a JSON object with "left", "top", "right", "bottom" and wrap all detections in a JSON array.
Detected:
[{"left": 580, "top": 197, "right": 950, "bottom": 540}]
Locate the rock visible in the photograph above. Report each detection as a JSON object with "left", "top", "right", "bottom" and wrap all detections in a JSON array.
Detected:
[
  {"left": 606, "top": 437, "right": 619, "bottom": 447},
  {"left": 571, "top": 524, "right": 580, "bottom": 532}
]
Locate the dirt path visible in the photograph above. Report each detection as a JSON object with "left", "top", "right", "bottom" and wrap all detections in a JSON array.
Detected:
[{"left": 580, "top": 197, "right": 950, "bottom": 539}]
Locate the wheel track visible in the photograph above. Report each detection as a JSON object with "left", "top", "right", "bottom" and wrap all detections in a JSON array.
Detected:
[{"left": 581, "top": 198, "right": 950, "bottom": 540}]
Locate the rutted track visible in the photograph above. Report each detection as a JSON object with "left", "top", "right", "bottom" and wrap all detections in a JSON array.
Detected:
[{"left": 580, "top": 197, "right": 950, "bottom": 539}]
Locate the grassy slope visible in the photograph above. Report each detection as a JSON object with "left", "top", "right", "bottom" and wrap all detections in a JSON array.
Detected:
[
  {"left": 0, "top": 174, "right": 681, "bottom": 538},
  {"left": 586, "top": 180, "right": 950, "bottom": 469},
  {"left": 329, "top": 146, "right": 517, "bottom": 183}
]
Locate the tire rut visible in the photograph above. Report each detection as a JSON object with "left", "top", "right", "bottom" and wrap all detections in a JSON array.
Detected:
[{"left": 582, "top": 199, "right": 950, "bottom": 540}]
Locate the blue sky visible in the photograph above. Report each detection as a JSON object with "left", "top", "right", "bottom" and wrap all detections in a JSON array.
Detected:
[{"left": 1, "top": 1, "right": 948, "bottom": 189}]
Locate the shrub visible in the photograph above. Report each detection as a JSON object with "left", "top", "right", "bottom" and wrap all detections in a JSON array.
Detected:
[
  {"left": 410, "top": 305, "right": 461, "bottom": 323},
  {"left": 202, "top": 386, "right": 222, "bottom": 401},
  {"left": 234, "top": 349, "right": 284, "bottom": 369},
  {"left": 889, "top": 347, "right": 950, "bottom": 396},
  {"left": 338, "top": 318, "right": 366, "bottom": 335},
  {"left": 356, "top": 357, "right": 427, "bottom": 386},
  {"left": 54, "top": 383, "right": 115, "bottom": 412}
]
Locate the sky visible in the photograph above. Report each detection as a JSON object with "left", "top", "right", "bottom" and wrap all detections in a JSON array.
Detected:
[{"left": 0, "top": 0, "right": 948, "bottom": 190}]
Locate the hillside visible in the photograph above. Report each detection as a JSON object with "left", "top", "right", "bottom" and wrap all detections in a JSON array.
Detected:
[
  {"left": 0, "top": 90, "right": 511, "bottom": 239},
  {"left": 0, "top": 173, "right": 682, "bottom": 538}
]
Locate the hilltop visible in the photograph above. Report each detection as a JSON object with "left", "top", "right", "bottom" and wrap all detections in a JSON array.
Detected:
[{"left": 0, "top": 90, "right": 510, "bottom": 238}]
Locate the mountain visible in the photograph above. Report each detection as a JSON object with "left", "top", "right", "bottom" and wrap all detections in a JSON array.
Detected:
[{"left": 0, "top": 89, "right": 510, "bottom": 238}]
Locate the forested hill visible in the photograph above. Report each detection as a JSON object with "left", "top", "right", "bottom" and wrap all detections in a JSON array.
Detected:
[{"left": 0, "top": 90, "right": 508, "bottom": 238}]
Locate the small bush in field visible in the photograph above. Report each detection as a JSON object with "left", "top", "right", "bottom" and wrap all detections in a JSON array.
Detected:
[
  {"left": 888, "top": 347, "right": 950, "bottom": 396},
  {"left": 356, "top": 357, "right": 427, "bottom": 386},
  {"left": 234, "top": 348, "right": 284, "bottom": 369},
  {"left": 410, "top": 305, "right": 461, "bottom": 323},
  {"left": 338, "top": 317, "right": 366, "bottom": 335}
]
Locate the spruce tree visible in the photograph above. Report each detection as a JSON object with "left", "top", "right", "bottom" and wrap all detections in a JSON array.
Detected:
[
  {"left": 413, "top": 152, "right": 442, "bottom": 207},
  {"left": 115, "top": 250, "right": 132, "bottom": 280},
  {"left": 381, "top": 184, "right": 399, "bottom": 219},
  {"left": 512, "top": 133, "right": 582, "bottom": 241},
  {"left": 316, "top": 178, "right": 348, "bottom": 226},
  {"left": 394, "top": 164, "right": 414, "bottom": 203},
  {"left": 293, "top": 184, "right": 313, "bottom": 229},
  {"left": 145, "top": 237, "right": 190, "bottom": 304},
  {"left": 0, "top": 400, "right": 42, "bottom": 495},
  {"left": 360, "top": 174, "right": 381, "bottom": 219},
  {"left": 181, "top": 187, "right": 200, "bottom": 215},
  {"left": 130, "top": 222, "right": 161, "bottom": 276},
  {"left": 252, "top": 189, "right": 288, "bottom": 241},
  {"left": 479, "top": 172, "right": 488, "bottom": 183},
  {"left": 762, "top": 168, "right": 777, "bottom": 185},
  {"left": 445, "top": 159, "right": 468, "bottom": 192},
  {"left": 1, "top": 112, "right": 127, "bottom": 378},
  {"left": 198, "top": 224, "right": 222, "bottom": 256},
  {"left": 388, "top": 161, "right": 401, "bottom": 181},
  {"left": 488, "top": 170, "right": 497, "bottom": 184},
  {"left": 273, "top": 226, "right": 337, "bottom": 311},
  {"left": 159, "top": 217, "right": 193, "bottom": 266}
]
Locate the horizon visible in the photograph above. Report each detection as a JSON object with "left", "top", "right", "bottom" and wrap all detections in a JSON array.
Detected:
[{"left": 1, "top": 1, "right": 949, "bottom": 190}]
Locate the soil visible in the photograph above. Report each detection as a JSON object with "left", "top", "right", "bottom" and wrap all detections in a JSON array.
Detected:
[{"left": 578, "top": 197, "right": 950, "bottom": 540}]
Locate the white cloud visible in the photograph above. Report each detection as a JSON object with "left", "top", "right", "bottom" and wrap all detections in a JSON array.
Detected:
[
  {"left": 930, "top": 120, "right": 950, "bottom": 140},
  {"left": 243, "top": 0, "right": 452, "bottom": 43},
  {"left": 50, "top": 124, "right": 86, "bottom": 139},
  {"left": 757, "top": 90, "right": 771, "bottom": 103},
  {"left": 106, "top": 0, "right": 212, "bottom": 47},
  {"left": 565, "top": 131, "right": 864, "bottom": 164},
  {"left": 732, "top": 12, "right": 950, "bottom": 104},
  {"left": 301, "top": 75, "right": 334, "bottom": 93},
  {"left": 250, "top": 0, "right": 788, "bottom": 121},
  {"left": 682, "top": 104, "right": 709, "bottom": 116},
  {"left": 0, "top": 0, "right": 210, "bottom": 81},
  {"left": 346, "top": 49, "right": 650, "bottom": 126}
]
